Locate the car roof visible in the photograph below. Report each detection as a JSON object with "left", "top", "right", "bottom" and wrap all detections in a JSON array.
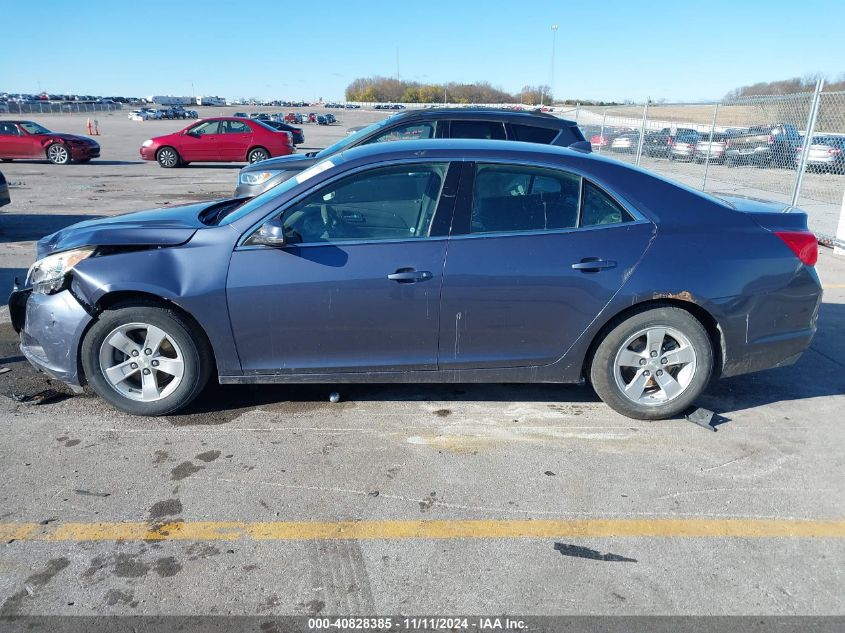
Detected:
[
  {"left": 337, "top": 138, "right": 588, "bottom": 165},
  {"left": 385, "top": 107, "right": 577, "bottom": 127}
]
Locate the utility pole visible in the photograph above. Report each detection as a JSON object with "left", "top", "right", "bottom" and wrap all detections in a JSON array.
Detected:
[{"left": 550, "top": 24, "right": 558, "bottom": 106}]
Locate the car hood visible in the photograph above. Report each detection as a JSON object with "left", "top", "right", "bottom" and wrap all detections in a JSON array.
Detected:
[
  {"left": 241, "top": 152, "right": 318, "bottom": 174},
  {"left": 36, "top": 201, "right": 211, "bottom": 258},
  {"left": 41, "top": 133, "right": 98, "bottom": 145}
]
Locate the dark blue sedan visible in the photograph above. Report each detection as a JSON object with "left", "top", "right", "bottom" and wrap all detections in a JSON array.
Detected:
[{"left": 10, "top": 140, "right": 822, "bottom": 418}]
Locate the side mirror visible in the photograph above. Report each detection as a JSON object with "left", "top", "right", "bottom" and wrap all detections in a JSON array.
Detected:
[{"left": 251, "top": 218, "right": 287, "bottom": 247}]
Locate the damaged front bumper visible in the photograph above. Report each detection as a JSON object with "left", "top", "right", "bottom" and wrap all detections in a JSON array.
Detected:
[{"left": 8, "top": 286, "right": 93, "bottom": 390}]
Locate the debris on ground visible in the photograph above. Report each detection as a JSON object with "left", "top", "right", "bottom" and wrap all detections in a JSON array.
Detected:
[
  {"left": 10, "top": 389, "right": 68, "bottom": 406},
  {"left": 329, "top": 392, "right": 340, "bottom": 403},
  {"left": 686, "top": 407, "right": 716, "bottom": 431}
]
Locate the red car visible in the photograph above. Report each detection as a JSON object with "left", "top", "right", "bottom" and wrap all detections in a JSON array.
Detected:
[
  {"left": 0, "top": 120, "right": 100, "bottom": 164},
  {"left": 139, "top": 117, "right": 295, "bottom": 168}
]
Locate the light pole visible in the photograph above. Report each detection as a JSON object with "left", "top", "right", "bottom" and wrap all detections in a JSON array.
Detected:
[{"left": 550, "top": 24, "right": 558, "bottom": 107}]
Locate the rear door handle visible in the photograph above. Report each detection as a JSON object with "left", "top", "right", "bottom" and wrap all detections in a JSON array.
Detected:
[
  {"left": 387, "top": 269, "right": 433, "bottom": 283},
  {"left": 571, "top": 258, "right": 617, "bottom": 272}
]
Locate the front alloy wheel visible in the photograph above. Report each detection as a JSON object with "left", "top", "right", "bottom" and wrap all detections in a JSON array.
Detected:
[
  {"left": 81, "top": 303, "right": 211, "bottom": 415},
  {"left": 47, "top": 143, "right": 71, "bottom": 165},
  {"left": 98, "top": 323, "right": 185, "bottom": 402},
  {"left": 156, "top": 147, "right": 180, "bottom": 168}
]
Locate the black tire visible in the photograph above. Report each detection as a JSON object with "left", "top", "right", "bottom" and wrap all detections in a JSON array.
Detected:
[
  {"left": 81, "top": 302, "right": 212, "bottom": 416},
  {"left": 248, "top": 147, "right": 270, "bottom": 163},
  {"left": 47, "top": 143, "right": 71, "bottom": 165},
  {"left": 589, "top": 306, "right": 713, "bottom": 420},
  {"left": 156, "top": 146, "right": 181, "bottom": 168}
]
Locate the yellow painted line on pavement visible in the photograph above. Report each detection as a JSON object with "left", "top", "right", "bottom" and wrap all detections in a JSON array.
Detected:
[{"left": 2, "top": 519, "right": 844, "bottom": 542}]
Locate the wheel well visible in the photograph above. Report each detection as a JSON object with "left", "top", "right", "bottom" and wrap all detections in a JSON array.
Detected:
[
  {"left": 581, "top": 298, "right": 724, "bottom": 382},
  {"left": 77, "top": 291, "right": 216, "bottom": 385}
]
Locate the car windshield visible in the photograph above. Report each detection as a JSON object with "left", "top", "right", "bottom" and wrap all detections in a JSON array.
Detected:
[
  {"left": 209, "top": 158, "right": 340, "bottom": 226},
  {"left": 316, "top": 116, "right": 396, "bottom": 157},
  {"left": 19, "top": 122, "right": 51, "bottom": 135}
]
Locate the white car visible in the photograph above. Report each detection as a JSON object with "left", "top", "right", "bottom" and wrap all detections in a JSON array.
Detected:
[{"left": 128, "top": 110, "right": 149, "bottom": 121}]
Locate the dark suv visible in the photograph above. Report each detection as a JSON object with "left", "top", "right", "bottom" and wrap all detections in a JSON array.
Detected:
[
  {"left": 235, "top": 108, "right": 590, "bottom": 196},
  {"left": 724, "top": 123, "right": 801, "bottom": 167}
]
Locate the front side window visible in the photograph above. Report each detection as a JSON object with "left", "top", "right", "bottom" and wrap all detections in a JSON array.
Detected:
[
  {"left": 450, "top": 120, "right": 506, "bottom": 140},
  {"left": 367, "top": 123, "right": 435, "bottom": 144},
  {"left": 19, "top": 122, "right": 51, "bottom": 135},
  {"left": 224, "top": 120, "right": 251, "bottom": 134},
  {"left": 471, "top": 164, "right": 580, "bottom": 233},
  {"left": 278, "top": 163, "right": 448, "bottom": 244},
  {"left": 189, "top": 120, "right": 220, "bottom": 135}
]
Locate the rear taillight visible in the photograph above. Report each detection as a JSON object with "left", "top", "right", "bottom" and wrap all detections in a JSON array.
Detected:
[
  {"left": 667, "top": 138, "right": 674, "bottom": 146},
  {"left": 767, "top": 135, "right": 774, "bottom": 144},
  {"left": 775, "top": 231, "right": 818, "bottom": 266}
]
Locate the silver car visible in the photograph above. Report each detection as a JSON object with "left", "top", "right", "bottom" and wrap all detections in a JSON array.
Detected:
[{"left": 795, "top": 136, "right": 845, "bottom": 173}]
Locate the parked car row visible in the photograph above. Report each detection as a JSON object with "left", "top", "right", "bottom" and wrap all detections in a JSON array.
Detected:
[
  {"left": 129, "top": 107, "right": 199, "bottom": 121},
  {"left": 589, "top": 123, "right": 843, "bottom": 173}
]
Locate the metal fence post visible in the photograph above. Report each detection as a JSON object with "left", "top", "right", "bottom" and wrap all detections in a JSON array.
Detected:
[
  {"left": 836, "top": 189, "right": 845, "bottom": 255},
  {"left": 701, "top": 102, "right": 720, "bottom": 191},
  {"left": 635, "top": 98, "right": 649, "bottom": 166},
  {"left": 791, "top": 79, "right": 824, "bottom": 207},
  {"left": 598, "top": 112, "right": 607, "bottom": 154}
]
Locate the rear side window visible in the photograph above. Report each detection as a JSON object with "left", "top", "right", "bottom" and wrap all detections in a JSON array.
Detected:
[
  {"left": 368, "top": 123, "right": 435, "bottom": 143},
  {"left": 580, "top": 181, "right": 633, "bottom": 226},
  {"left": 224, "top": 120, "right": 251, "bottom": 134},
  {"left": 509, "top": 124, "right": 558, "bottom": 144},
  {"left": 450, "top": 120, "right": 506, "bottom": 140},
  {"left": 470, "top": 164, "right": 581, "bottom": 233}
]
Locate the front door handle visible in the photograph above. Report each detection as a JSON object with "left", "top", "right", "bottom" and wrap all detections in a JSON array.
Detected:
[
  {"left": 571, "top": 257, "right": 617, "bottom": 272},
  {"left": 387, "top": 268, "right": 433, "bottom": 283}
]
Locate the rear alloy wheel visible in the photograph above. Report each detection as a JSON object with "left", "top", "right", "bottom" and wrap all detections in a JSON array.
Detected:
[
  {"left": 81, "top": 304, "right": 212, "bottom": 415},
  {"left": 156, "top": 146, "right": 180, "bottom": 168},
  {"left": 47, "top": 143, "right": 71, "bottom": 165},
  {"left": 248, "top": 147, "right": 270, "bottom": 163},
  {"left": 589, "top": 307, "right": 713, "bottom": 420}
]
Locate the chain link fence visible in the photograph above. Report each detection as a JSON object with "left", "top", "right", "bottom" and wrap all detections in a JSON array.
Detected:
[
  {"left": 568, "top": 83, "right": 845, "bottom": 246},
  {"left": 2, "top": 101, "right": 124, "bottom": 115}
]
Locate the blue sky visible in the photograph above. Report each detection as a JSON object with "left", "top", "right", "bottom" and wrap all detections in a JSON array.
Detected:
[{"left": 2, "top": 0, "right": 842, "bottom": 102}]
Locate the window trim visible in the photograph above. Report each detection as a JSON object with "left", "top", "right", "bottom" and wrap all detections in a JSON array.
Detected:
[
  {"left": 236, "top": 159, "right": 461, "bottom": 250},
  {"left": 450, "top": 158, "right": 648, "bottom": 239}
]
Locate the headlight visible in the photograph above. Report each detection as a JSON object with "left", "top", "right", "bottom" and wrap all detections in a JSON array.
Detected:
[
  {"left": 239, "top": 170, "right": 282, "bottom": 186},
  {"left": 26, "top": 247, "right": 95, "bottom": 295},
  {"left": 141, "top": 139, "right": 153, "bottom": 147}
]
